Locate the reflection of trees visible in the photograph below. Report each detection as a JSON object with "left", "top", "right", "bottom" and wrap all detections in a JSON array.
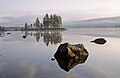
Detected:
[
  {"left": 34, "top": 31, "right": 41, "bottom": 42},
  {"left": 22, "top": 30, "right": 62, "bottom": 46},
  {"left": 43, "top": 30, "right": 62, "bottom": 46},
  {"left": 0, "top": 31, "right": 5, "bottom": 37}
]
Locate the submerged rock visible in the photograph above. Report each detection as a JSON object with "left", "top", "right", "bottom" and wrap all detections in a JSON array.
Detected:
[
  {"left": 54, "top": 43, "right": 89, "bottom": 72},
  {"left": 91, "top": 38, "right": 107, "bottom": 45}
]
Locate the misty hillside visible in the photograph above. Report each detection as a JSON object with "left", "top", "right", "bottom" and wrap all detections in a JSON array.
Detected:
[
  {"left": 63, "top": 16, "right": 120, "bottom": 28},
  {"left": 0, "top": 15, "right": 43, "bottom": 27}
]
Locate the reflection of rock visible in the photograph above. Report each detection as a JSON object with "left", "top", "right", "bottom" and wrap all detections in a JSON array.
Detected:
[
  {"left": 54, "top": 43, "right": 89, "bottom": 72},
  {"left": 91, "top": 38, "right": 107, "bottom": 45}
]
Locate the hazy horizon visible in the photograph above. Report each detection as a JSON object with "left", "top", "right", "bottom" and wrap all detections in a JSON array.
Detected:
[{"left": 0, "top": 0, "right": 120, "bottom": 26}]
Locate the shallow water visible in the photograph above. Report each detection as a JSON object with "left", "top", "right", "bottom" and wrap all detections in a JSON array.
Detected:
[{"left": 0, "top": 28, "right": 120, "bottom": 78}]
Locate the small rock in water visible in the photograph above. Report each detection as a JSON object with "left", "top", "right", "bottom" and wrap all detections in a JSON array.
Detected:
[
  {"left": 51, "top": 58, "right": 55, "bottom": 61},
  {"left": 23, "top": 35, "right": 26, "bottom": 39},
  {"left": 7, "top": 32, "right": 11, "bottom": 34},
  {"left": 91, "top": 38, "right": 107, "bottom": 45}
]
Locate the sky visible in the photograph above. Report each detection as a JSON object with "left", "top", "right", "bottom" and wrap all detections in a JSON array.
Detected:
[{"left": 0, "top": 0, "right": 120, "bottom": 23}]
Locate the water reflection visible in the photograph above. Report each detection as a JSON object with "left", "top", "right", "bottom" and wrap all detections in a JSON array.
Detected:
[
  {"left": 0, "top": 30, "right": 62, "bottom": 46},
  {"left": 0, "top": 28, "right": 120, "bottom": 78},
  {"left": 22, "top": 30, "right": 62, "bottom": 46},
  {"left": 0, "top": 31, "right": 5, "bottom": 37},
  {"left": 54, "top": 43, "right": 89, "bottom": 72}
]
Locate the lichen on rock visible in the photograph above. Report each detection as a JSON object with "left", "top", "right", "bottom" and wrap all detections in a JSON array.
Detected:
[{"left": 54, "top": 43, "right": 89, "bottom": 72}]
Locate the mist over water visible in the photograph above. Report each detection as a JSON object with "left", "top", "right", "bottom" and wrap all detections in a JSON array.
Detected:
[{"left": 64, "top": 28, "right": 120, "bottom": 38}]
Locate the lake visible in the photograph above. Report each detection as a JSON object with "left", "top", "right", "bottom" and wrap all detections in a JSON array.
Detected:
[{"left": 0, "top": 28, "right": 120, "bottom": 78}]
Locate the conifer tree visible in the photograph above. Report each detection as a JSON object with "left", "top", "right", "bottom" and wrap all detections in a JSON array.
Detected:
[
  {"left": 43, "top": 13, "right": 50, "bottom": 28},
  {"left": 25, "top": 22, "right": 28, "bottom": 29},
  {"left": 35, "top": 17, "right": 40, "bottom": 27}
]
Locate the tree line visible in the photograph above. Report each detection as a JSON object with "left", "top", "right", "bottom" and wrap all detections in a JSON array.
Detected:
[
  {"left": 0, "top": 25, "right": 5, "bottom": 30},
  {"left": 25, "top": 13, "right": 62, "bottom": 29}
]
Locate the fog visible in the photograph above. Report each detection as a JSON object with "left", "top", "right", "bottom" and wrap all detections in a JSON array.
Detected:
[{"left": 0, "top": 0, "right": 120, "bottom": 26}]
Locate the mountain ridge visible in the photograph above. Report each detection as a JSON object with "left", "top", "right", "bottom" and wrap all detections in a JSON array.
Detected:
[{"left": 63, "top": 16, "right": 120, "bottom": 28}]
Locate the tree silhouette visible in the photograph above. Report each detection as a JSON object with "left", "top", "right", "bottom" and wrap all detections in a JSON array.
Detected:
[
  {"left": 43, "top": 13, "right": 50, "bottom": 28},
  {"left": 25, "top": 22, "right": 28, "bottom": 30},
  {"left": 34, "top": 17, "right": 40, "bottom": 28},
  {"left": 43, "top": 13, "right": 62, "bottom": 29},
  {"left": 24, "top": 13, "right": 62, "bottom": 30}
]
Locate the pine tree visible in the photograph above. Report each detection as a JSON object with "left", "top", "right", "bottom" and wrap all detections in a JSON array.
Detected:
[
  {"left": 25, "top": 22, "right": 28, "bottom": 29},
  {"left": 35, "top": 13, "right": 62, "bottom": 29},
  {"left": 43, "top": 13, "right": 50, "bottom": 28},
  {"left": 58, "top": 16, "right": 62, "bottom": 28},
  {"left": 50, "top": 15, "right": 53, "bottom": 28},
  {"left": 35, "top": 17, "right": 40, "bottom": 27}
]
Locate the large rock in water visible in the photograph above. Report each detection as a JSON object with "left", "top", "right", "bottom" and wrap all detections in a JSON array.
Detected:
[{"left": 54, "top": 43, "right": 89, "bottom": 72}]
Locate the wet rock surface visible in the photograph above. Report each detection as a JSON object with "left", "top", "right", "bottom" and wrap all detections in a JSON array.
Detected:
[{"left": 54, "top": 43, "right": 89, "bottom": 72}]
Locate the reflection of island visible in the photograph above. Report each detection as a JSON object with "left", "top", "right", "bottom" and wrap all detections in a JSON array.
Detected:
[
  {"left": 54, "top": 43, "right": 89, "bottom": 72},
  {"left": 22, "top": 30, "right": 62, "bottom": 46}
]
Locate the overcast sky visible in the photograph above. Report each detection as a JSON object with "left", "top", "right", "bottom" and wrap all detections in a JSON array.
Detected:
[{"left": 0, "top": 0, "right": 120, "bottom": 22}]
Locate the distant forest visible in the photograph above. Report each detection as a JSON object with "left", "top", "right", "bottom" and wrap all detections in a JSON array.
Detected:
[{"left": 25, "top": 13, "right": 62, "bottom": 29}]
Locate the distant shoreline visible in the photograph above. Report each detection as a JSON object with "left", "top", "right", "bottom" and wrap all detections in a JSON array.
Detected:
[
  {"left": 0, "top": 27, "right": 67, "bottom": 31},
  {"left": 22, "top": 28, "right": 67, "bottom": 31}
]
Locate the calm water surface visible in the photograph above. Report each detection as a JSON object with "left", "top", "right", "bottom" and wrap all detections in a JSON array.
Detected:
[{"left": 0, "top": 28, "right": 120, "bottom": 78}]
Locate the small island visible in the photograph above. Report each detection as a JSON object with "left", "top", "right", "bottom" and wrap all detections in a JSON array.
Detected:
[
  {"left": 24, "top": 13, "right": 63, "bottom": 30},
  {"left": 0, "top": 13, "right": 66, "bottom": 31},
  {"left": 21, "top": 13, "right": 65, "bottom": 30}
]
